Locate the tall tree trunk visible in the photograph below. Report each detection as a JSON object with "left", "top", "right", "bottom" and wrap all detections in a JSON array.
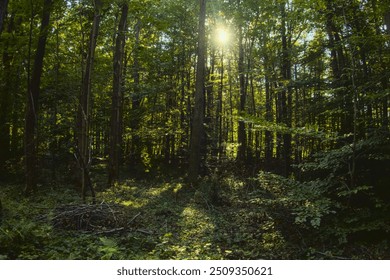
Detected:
[
  {"left": 228, "top": 57, "right": 234, "bottom": 144},
  {"left": 325, "top": 0, "right": 350, "bottom": 136},
  {"left": 206, "top": 47, "right": 216, "bottom": 158},
  {"left": 188, "top": 0, "right": 206, "bottom": 183},
  {"left": 77, "top": 0, "right": 101, "bottom": 201},
  {"left": 217, "top": 49, "right": 224, "bottom": 159},
  {"left": 131, "top": 19, "right": 142, "bottom": 166},
  {"left": 382, "top": 8, "right": 390, "bottom": 130},
  {"left": 0, "top": 0, "right": 8, "bottom": 35},
  {"left": 280, "top": 2, "right": 292, "bottom": 176},
  {"left": 237, "top": 25, "right": 247, "bottom": 163},
  {"left": 179, "top": 39, "right": 188, "bottom": 165},
  {"left": 246, "top": 40, "right": 255, "bottom": 163},
  {"left": 25, "top": 0, "right": 53, "bottom": 194},
  {"left": 108, "top": 3, "right": 128, "bottom": 187},
  {"left": 0, "top": 12, "right": 13, "bottom": 175},
  {"left": 264, "top": 50, "right": 273, "bottom": 165}
]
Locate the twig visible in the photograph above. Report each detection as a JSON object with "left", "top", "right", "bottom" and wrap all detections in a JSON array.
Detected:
[
  {"left": 105, "top": 202, "right": 118, "bottom": 224},
  {"left": 136, "top": 229, "right": 153, "bottom": 235},
  {"left": 316, "top": 251, "right": 348, "bottom": 260},
  {"left": 128, "top": 212, "right": 141, "bottom": 225},
  {"left": 93, "top": 227, "right": 125, "bottom": 235}
]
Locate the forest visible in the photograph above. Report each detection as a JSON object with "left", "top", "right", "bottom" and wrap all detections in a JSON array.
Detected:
[{"left": 0, "top": 0, "right": 389, "bottom": 260}]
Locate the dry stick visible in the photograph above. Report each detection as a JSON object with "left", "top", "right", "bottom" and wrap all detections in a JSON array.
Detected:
[
  {"left": 315, "top": 251, "right": 348, "bottom": 260},
  {"left": 93, "top": 227, "right": 125, "bottom": 235},
  {"left": 92, "top": 212, "right": 141, "bottom": 235},
  {"left": 105, "top": 203, "right": 119, "bottom": 225},
  {"left": 136, "top": 229, "right": 153, "bottom": 235},
  {"left": 53, "top": 203, "right": 140, "bottom": 232},
  {"left": 128, "top": 212, "right": 141, "bottom": 225}
]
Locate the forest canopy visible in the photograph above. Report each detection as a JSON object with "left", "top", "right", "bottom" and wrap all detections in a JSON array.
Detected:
[{"left": 0, "top": 0, "right": 389, "bottom": 260}]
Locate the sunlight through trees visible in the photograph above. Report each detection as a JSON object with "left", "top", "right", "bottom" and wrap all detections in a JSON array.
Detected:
[{"left": 0, "top": 0, "right": 389, "bottom": 260}]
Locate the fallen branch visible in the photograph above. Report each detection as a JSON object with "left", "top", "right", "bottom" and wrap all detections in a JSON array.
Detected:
[
  {"left": 52, "top": 202, "right": 130, "bottom": 232},
  {"left": 315, "top": 251, "right": 348, "bottom": 260},
  {"left": 93, "top": 227, "right": 125, "bottom": 235},
  {"left": 128, "top": 212, "right": 141, "bottom": 225},
  {"left": 136, "top": 229, "right": 153, "bottom": 235}
]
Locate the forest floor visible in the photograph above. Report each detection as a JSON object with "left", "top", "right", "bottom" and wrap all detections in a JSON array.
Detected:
[{"left": 0, "top": 172, "right": 388, "bottom": 260}]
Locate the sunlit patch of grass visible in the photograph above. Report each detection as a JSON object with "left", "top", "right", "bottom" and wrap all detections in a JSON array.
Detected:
[
  {"left": 120, "top": 200, "right": 137, "bottom": 207},
  {"left": 144, "top": 182, "right": 173, "bottom": 197},
  {"left": 149, "top": 203, "right": 224, "bottom": 260},
  {"left": 179, "top": 205, "right": 215, "bottom": 236},
  {"left": 97, "top": 182, "right": 146, "bottom": 208}
]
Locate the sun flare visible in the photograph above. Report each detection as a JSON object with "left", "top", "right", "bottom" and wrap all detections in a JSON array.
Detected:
[{"left": 217, "top": 28, "right": 229, "bottom": 45}]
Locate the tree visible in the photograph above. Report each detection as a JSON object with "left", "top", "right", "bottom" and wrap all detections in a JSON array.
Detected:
[
  {"left": 0, "top": 2, "right": 12, "bottom": 175},
  {"left": 0, "top": 0, "right": 9, "bottom": 217},
  {"left": 0, "top": 0, "right": 8, "bottom": 35},
  {"left": 108, "top": 2, "right": 128, "bottom": 187},
  {"left": 25, "top": 0, "right": 53, "bottom": 194},
  {"left": 0, "top": 0, "right": 387, "bottom": 208},
  {"left": 130, "top": 18, "right": 142, "bottom": 167},
  {"left": 188, "top": 0, "right": 207, "bottom": 183},
  {"left": 279, "top": 1, "right": 292, "bottom": 176},
  {"left": 236, "top": 23, "right": 246, "bottom": 163},
  {"left": 76, "top": 0, "right": 102, "bottom": 201}
]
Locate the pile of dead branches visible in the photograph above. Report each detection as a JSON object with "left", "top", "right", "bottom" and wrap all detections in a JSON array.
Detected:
[{"left": 52, "top": 202, "right": 140, "bottom": 234}]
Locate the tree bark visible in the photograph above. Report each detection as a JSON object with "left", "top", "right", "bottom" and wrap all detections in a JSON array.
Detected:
[
  {"left": 24, "top": 0, "right": 53, "bottom": 194},
  {"left": 217, "top": 48, "right": 224, "bottom": 159},
  {"left": 280, "top": 2, "right": 292, "bottom": 176},
  {"left": 130, "top": 19, "right": 142, "bottom": 166},
  {"left": 0, "top": 12, "right": 13, "bottom": 175},
  {"left": 0, "top": 0, "right": 8, "bottom": 35},
  {"left": 264, "top": 72, "right": 273, "bottom": 164},
  {"left": 77, "top": 0, "right": 102, "bottom": 201},
  {"left": 108, "top": 3, "right": 128, "bottom": 187},
  {"left": 237, "top": 25, "right": 247, "bottom": 163},
  {"left": 188, "top": 0, "right": 206, "bottom": 183},
  {"left": 325, "top": 0, "right": 351, "bottom": 136},
  {"left": 382, "top": 8, "right": 390, "bottom": 130}
]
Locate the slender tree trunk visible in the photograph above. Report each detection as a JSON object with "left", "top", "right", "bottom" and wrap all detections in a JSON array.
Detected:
[
  {"left": 25, "top": 0, "right": 53, "bottom": 194},
  {"left": 188, "top": 0, "right": 206, "bottom": 183},
  {"left": 382, "top": 8, "right": 390, "bottom": 130},
  {"left": 77, "top": 0, "right": 101, "bottom": 201},
  {"left": 325, "top": 0, "right": 351, "bottom": 136},
  {"left": 264, "top": 49, "right": 273, "bottom": 165},
  {"left": 280, "top": 2, "right": 292, "bottom": 176},
  {"left": 237, "top": 25, "right": 247, "bottom": 163},
  {"left": 0, "top": 0, "right": 8, "bottom": 35},
  {"left": 228, "top": 57, "right": 234, "bottom": 144},
  {"left": 131, "top": 19, "right": 142, "bottom": 166},
  {"left": 179, "top": 40, "right": 188, "bottom": 165},
  {"left": 108, "top": 3, "right": 128, "bottom": 187},
  {"left": 0, "top": 13, "right": 13, "bottom": 174},
  {"left": 206, "top": 47, "right": 216, "bottom": 157},
  {"left": 247, "top": 41, "right": 255, "bottom": 163},
  {"left": 217, "top": 49, "right": 224, "bottom": 159}
]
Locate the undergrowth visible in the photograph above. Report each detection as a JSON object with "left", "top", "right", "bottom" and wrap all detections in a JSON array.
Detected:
[{"left": 0, "top": 174, "right": 388, "bottom": 260}]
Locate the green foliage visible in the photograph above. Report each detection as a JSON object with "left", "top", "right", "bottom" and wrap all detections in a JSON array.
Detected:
[
  {"left": 1, "top": 171, "right": 389, "bottom": 260},
  {"left": 292, "top": 132, "right": 389, "bottom": 251},
  {"left": 289, "top": 180, "right": 335, "bottom": 228},
  {"left": 98, "top": 237, "right": 120, "bottom": 260},
  {"left": 0, "top": 0, "right": 389, "bottom": 260},
  {"left": 251, "top": 172, "right": 335, "bottom": 229}
]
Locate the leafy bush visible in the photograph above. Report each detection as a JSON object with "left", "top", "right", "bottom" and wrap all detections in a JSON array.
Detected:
[
  {"left": 251, "top": 172, "right": 335, "bottom": 229},
  {"left": 248, "top": 131, "right": 390, "bottom": 257}
]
